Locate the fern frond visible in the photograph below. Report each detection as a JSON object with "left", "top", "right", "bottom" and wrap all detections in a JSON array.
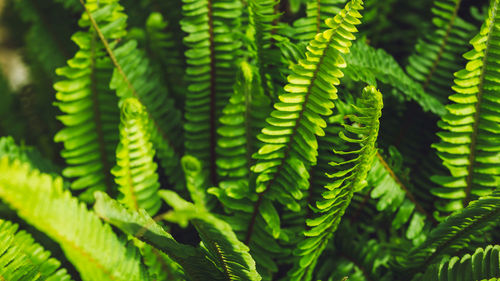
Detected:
[
  {"left": 247, "top": 0, "right": 364, "bottom": 243},
  {"left": 77, "top": 0, "right": 185, "bottom": 191},
  {"left": 431, "top": 0, "right": 500, "bottom": 213},
  {"left": 292, "top": 0, "right": 347, "bottom": 41},
  {"left": 94, "top": 192, "right": 224, "bottom": 281},
  {"left": 344, "top": 41, "right": 446, "bottom": 115},
  {"left": 140, "top": 243, "right": 185, "bottom": 281},
  {"left": 182, "top": 155, "right": 211, "bottom": 210},
  {"left": 414, "top": 245, "right": 500, "bottom": 281},
  {"left": 406, "top": 0, "right": 478, "bottom": 105},
  {"left": 53, "top": 0, "right": 125, "bottom": 201},
  {"left": 108, "top": 39, "right": 185, "bottom": 190},
  {"left": 248, "top": 0, "right": 282, "bottom": 100},
  {"left": 288, "top": 85, "right": 382, "bottom": 281},
  {"left": 0, "top": 157, "right": 149, "bottom": 281},
  {"left": 314, "top": 222, "right": 392, "bottom": 281},
  {"left": 181, "top": 0, "right": 243, "bottom": 185},
  {"left": 0, "top": 136, "right": 60, "bottom": 174},
  {"left": 397, "top": 188, "right": 500, "bottom": 271},
  {"left": 160, "top": 190, "right": 262, "bottom": 281},
  {"left": 216, "top": 61, "right": 271, "bottom": 183},
  {"left": 367, "top": 149, "right": 431, "bottom": 244},
  {"left": 0, "top": 219, "right": 71, "bottom": 281},
  {"left": 144, "top": 12, "right": 186, "bottom": 107},
  {"left": 112, "top": 98, "right": 161, "bottom": 215},
  {"left": 94, "top": 191, "right": 260, "bottom": 281}
]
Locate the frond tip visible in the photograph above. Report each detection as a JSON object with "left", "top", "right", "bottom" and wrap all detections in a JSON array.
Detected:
[
  {"left": 289, "top": 85, "right": 383, "bottom": 281},
  {"left": 112, "top": 98, "right": 161, "bottom": 215}
]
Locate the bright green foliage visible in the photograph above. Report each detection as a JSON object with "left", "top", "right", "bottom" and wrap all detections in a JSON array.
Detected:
[
  {"left": 293, "top": 0, "right": 347, "bottom": 41},
  {"left": 109, "top": 39, "right": 184, "bottom": 190},
  {"left": 406, "top": 0, "right": 477, "bottom": 105},
  {"left": 2, "top": 0, "right": 500, "bottom": 280},
  {"left": 0, "top": 219, "right": 71, "bottom": 281},
  {"left": 112, "top": 98, "right": 161, "bottom": 215},
  {"left": 344, "top": 41, "right": 446, "bottom": 115},
  {"left": 251, "top": 0, "right": 364, "bottom": 237},
  {"left": 398, "top": 188, "right": 500, "bottom": 271},
  {"left": 0, "top": 157, "right": 149, "bottom": 281},
  {"left": 53, "top": 0, "right": 126, "bottom": 201},
  {"left": 414, "top": 245, "right": 500, "bottom": 281},
  {"left": 216, "top": 61, "right": 271, "bottom": 184},
  {"left": 181, "top": 0, "right": 243, "bottom": 185},
  {"left": 431, "top": 0, "right": 500, "bottom": 213},
  {"left": 289, "top": 85, "right": 383, "bottom": 281}
]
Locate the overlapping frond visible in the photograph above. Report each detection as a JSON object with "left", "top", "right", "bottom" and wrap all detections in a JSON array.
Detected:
[
  {"left": 0, "top": 157, "right": 149, "bottom": 281},
  {"left": 73, "top": 0, "right": 185, "bottom": 192},
  {"left": 292, "top": 0, "right": 348, "bottom": 41},
  {"left": 406, "top": 0, "right": 478, "bottom": 105},
  {"left": 248, "top": 0, "right": 364, "bottom": 242},
  {"left": 367, "top": 149, "right": 430, "bottom": 244},
  {"left": 108, "top": 40, "right": 184, "bottom": 191},
  {"left": 139, "top": 242, "right": 185, "bottom": 281},
  {"left": 216, "top": 61, "right": 271, "bottom": 184},
  {"left": 181, "top": 0, "right": 243, "bottom": 185},
  {"left": 431, "top": 0, "right": 500, "bottom": 213},
  {"left": 414, "top": 245, "right": 500, "bottom": 281},
  {"left": 112, "top": 98, "right": 161, "bottom": 215},
  {"left": 289, "top": 85, "right": 382, "bottom": 281},
  {"left": 0, "top": 219, "right": 71, "bottom": 281},
  {"left": 314, "top": 223, "right": 392, "bottom": 281},
  {"left": 397, "top": 189, "right": 500, "bottom": 271},
  {"left": 344, "top": 41, "right": 446, "bottom": 115},
  {"left": 94, "top": 192, "right": 224, "bottom": 281},
  {"left": 53, "top": 0, "right": 125, "bottom": 201}
]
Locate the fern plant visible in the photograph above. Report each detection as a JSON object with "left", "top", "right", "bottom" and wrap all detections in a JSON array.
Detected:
[{"left": 0, "top": 0, "right": 499, "bottom": 280}]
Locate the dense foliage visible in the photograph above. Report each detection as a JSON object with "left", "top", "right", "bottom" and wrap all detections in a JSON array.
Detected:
[{"left": 0, "top": 0, "right": 499, "bottom": 280}]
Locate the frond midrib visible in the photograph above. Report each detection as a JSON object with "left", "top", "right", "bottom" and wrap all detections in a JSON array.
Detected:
[
  {"left": 464, "top": 0, "right": 498, "bottom": 206},
  {"left": 195, "top": 222, "right": 232, "bottom": 281}
]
